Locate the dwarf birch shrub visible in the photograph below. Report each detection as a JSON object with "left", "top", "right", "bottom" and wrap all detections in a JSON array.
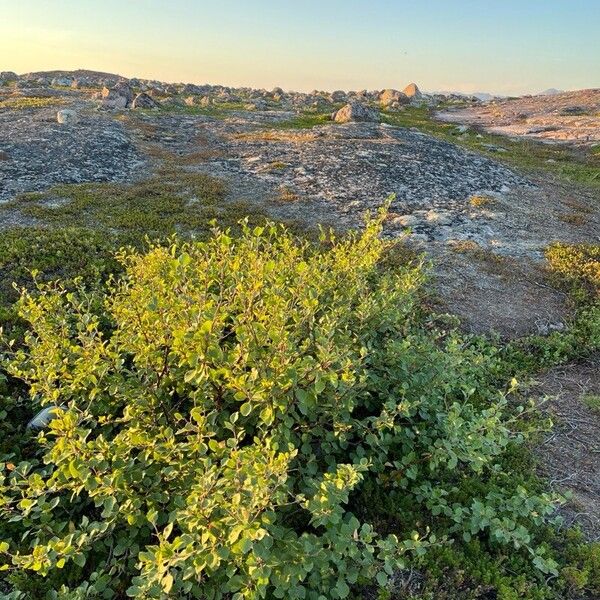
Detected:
[{"left": 0, "top": 215, "right": 558, "bottom": 598}]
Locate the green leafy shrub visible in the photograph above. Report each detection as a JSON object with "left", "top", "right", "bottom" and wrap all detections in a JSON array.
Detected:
[
  {"left": 0, "top": 215, "right": 562, "bottom": 598},
  {"left": 545, "top": 243, "right": 600, "bottom": 304}
]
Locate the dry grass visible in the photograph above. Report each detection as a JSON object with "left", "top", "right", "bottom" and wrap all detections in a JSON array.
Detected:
[
  {"left": 449, "top": 240, "right": 517, "bottom": 277},
  {"left": 469, "top": 194, "right": 495, "bottom": 208},
  {"left": 233, "top": 130, "right": 319, "bottom": 143},
  {"left": 560, "top": 213, "right": 589, "bottom": 226},
  {"left": 277, "top": 185, "right": 300, "bottom": 202},
  {"left": 561, "top": 197, "right": 594, "bottom": 214}
]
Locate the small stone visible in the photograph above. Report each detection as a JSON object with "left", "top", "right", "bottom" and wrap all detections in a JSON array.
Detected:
[
  {"left": 391, "top": 214, "right": 419, "bottom": 227},
  {"left": 425, "top": 210, "right": 452, "bottom": 225},
  {"left": 56, "top": 109, "right": 79, "bottom": 125}
]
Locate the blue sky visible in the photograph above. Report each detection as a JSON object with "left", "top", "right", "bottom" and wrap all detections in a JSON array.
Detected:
[{"left": 2, "top": 0, "right": 599, "bottom": 94}]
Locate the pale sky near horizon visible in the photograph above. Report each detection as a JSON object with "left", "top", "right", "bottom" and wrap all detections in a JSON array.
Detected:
[{"left": 1, "top": 0, "right": 599, "bottom": 95}]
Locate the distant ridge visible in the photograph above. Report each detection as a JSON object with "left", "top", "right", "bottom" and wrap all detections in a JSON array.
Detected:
[
  {"left": 20, "top": 68, "right": 128, "bottom": 81},
  {"left": 539, "top": 88, "right": 564, "bottom": 96}
]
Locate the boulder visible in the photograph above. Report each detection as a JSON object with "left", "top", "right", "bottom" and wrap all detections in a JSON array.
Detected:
[
  {"left": 100, "top": 83, "right": 133, "bottom": 109},
  {"left": 27, "top": 406, "right": 65, "bottom": 430},
  {"left": 184, "top": 96, "right": 197, "bottom": 107},
  {"left": 56, "top": 109, "right": 79, "bottom": 125},
  {"left": 379, "top": 89, "right": 409, "bottom": 108},
  {"left": 403, "top": 83, "right": 422, "bottom": 99},
  {"left": 331, "top": 90, "right": 348, "bottom": 103},
  {"left": 245, "top": 98, "right": 268, "bottom": 110},
  {"left": 131, "top": 92, "right": 159, "bottom": 109},
  {"left": 332, "top": 102, "right": 380, "bottom": 124}
]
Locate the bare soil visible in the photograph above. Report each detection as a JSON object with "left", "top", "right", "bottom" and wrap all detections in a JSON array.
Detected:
[{"left": 531, "top": 355, "right": 600, "bottom": 541}]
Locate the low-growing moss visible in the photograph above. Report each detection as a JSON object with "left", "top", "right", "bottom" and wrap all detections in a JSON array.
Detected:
[
  {"left": 0, "top": 96, "right": 65, "bottom": 110},
  {"left": 273, "top": 112, "right": 333, "bottom": 129},
  {"left": 2, "top": 170, "right": 275, "bottom": 238},
  {"left": 582, "top": 393, "right": 600, "bottom": 412}
]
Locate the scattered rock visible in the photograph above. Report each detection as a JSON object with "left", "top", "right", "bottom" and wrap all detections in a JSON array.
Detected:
[
  {"left": 403, "top": 83, "right": 422, "bottom": 99},
  {"left": 332, "top": 102, "right": 380, "bottom": 124},
  {"left": 390, "top": 214, "right": 419, "bottom": 227},
  {"left": 379, "top": 89, "right": 409, "bottom": 108},
  {"left": 131, "top": 92, "right": 159, "bottom": 109},
  {"left": 56, "top": 109, "right": 79, "bottom": 125},
  {"left": 482, "top": 143, "right": 508, "bottom": 153},
  {"left": 100, "top": 83, "right": 133, "bottom": 109},
  {"left": 331, "top": 90, "right": 347, "bottom": 103},
  {"left": 560, "top": 106, "right": 586, "bottom": 116}
]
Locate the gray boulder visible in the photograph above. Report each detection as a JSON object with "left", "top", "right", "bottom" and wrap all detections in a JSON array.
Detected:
[
  {"left": 379, "top": 89, "right": 409, "bottom": 108},
  {"left": 27, "top": 406, "right": 65, "bottom": 430},
  {"left": 57, "top": 109, "right": 79, "bottom": 124},
  {"left": 332, "top": 101, "right": 380, "bottom": 124},
  {"left": 131, "top": 92, "right": 159, "bottom": 109},
  {"left": 331, "top": 90, "right": 348, "bottom": 103},
  {"left": 100, "top": 87, "right": 128, "bottom": 109}
]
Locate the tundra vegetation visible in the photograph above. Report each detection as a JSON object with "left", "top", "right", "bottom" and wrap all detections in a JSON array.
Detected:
[
  {"left": 0, "top": 85, "right": 599, "bottom": 599},
  {"left": 0, "top": 202, "right": 598, "bottom": 600}
]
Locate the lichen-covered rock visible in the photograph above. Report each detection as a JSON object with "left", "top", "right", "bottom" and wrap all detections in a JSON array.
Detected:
[
  {"left": 100, "top": 83, "right": 133, "bottom": 109},
  {"left": 379, "top": 89, "right": 409, "bottom": 108},
  {"left": 57, "top": 109, "right": 79, "bottom": 124},
  {"left": 332, "top": 102, "right": 380, "bottom": 123}
]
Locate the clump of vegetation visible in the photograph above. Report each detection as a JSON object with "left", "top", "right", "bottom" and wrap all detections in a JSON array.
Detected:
[
  {"left": 545, "top": 243, "right": 600, "bottom": 304},
  {"left": 278, "top": 185, "right": 300, "bottom": 202},
  {"left": 2, "top": 212, "right": 587, "bottom": 599},
  {"left": 0, "top": 97, "right": 64, "bottom": 110},
  {"left": 267, "top": 161, "right": 288, "bottom": 170},
  {"left": 559, "top": 213, "right": 588, "bottom": 226},
  {"left": 146, "top": 99, "right": 248, "bottom": 119},
  {"left": 274, "top": 113, "right": 333, "bottom": 129},
  {"left": 0, "top": 170, "right": 293, "bottom": 242},
  {"left": 469, "top": 194, "right": 495, "bottom": 208},
  {"left": 582, "top": 393, "right": 600, "bottom": 413}
]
